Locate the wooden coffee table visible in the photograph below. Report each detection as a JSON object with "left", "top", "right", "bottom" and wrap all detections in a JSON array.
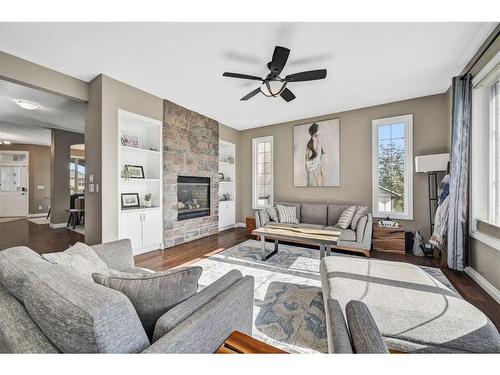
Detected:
[
  {"left": 252, "top": 225, "right": 341, "bottom": 261},
  {"left": 216, "top": 331, "right": 287, "bottom": 354}
]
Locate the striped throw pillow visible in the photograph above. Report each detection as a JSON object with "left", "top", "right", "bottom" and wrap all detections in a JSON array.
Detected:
[
  {"left": 276, "top": 205, "right": 299, "bottom": 224},
  {"left": 350, "top": 206, "right": 368, "bottom": 230},
  {"left": 336, "top": 206, "right": 357, "bottom": 229},
  {"left": 266, "top": 207, "right": 279, "bottom": 222}
]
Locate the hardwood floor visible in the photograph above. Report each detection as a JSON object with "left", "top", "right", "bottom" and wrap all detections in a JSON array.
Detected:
[
  {"left": 0, "top": 218, "right": 83, "bottom": 254},
  {"left": 1, "top": 220, "right": 498, "bottom": 330}
]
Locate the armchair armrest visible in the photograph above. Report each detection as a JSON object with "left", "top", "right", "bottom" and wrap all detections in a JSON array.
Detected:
[
  {"left": 346, "top": 300, "right": 389, "bottom": 354},
  {"left": 91, "top": 239, "right": 134, "bottom": 271},
  {"left": 143, "top": 275, "right": 254, "bottom": 353},
  {"left": 153, "top": 269, "right": 243, "bottom": 340}
]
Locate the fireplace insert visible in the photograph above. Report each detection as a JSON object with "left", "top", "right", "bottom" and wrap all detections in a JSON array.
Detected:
[{"left": 177, "top": 176, "right": 210, "bottom": 221}]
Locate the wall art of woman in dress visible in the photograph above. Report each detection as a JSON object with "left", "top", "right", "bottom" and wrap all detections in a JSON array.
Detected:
[
  {"left": 293, "top": 119, "right": 340, "bottom": 187},
  {"left": 305, "top": 123, "right": 325, "bottom": 186}
]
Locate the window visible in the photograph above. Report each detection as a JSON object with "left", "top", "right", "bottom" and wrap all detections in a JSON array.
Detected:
[
  {"left": 372, "top": 114, "right": 413, "bottom": 220},
  {"left": 69, "top": 157, "right": 85, "bottom": 195},
  {"left": 252, "top": 136, "right": 273, "bottom": 209},
  {"left": 471, "top": 51, "right": 500, "bottom": 245}
]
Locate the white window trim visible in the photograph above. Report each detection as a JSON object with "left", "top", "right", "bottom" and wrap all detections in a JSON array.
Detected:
[
  {"left": 252, "top": 136, "right": 274, "bottom": 210},
  {"left": 371, "top": 114, "right": 414, "bottom": 220},
  {"left": 470, "top": 50, "right": 500, "bottom": 251}
]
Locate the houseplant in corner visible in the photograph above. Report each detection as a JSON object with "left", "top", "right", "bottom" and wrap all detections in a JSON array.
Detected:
[{"left": 144, "top": 193, "right": 152, "bottom": 207}]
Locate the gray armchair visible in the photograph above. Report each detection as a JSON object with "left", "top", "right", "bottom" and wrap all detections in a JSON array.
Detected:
[{"left": 0, "top": 239, "right": 255, "bottom": 353}]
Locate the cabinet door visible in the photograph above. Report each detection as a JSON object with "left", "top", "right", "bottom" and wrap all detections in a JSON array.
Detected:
[
  {"left": 142, "top": 209, "right": 163, "bottom": 249},
  {"left": 120, "top": 211, "right": 142, "bottom": 251},
  {"left": 226, "top": 201, "right": 235, "bottom": 227},
  {"left": 219, "top": 202, "right": 227, "bottom": 229}
]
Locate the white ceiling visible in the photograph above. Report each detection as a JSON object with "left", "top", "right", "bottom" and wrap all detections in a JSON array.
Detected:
[
  {"left": 0, "top": 79, "right": 85, "bottom": 145},
  {"left": 0, "top": 22, "right": 496, "bottom": 130}
]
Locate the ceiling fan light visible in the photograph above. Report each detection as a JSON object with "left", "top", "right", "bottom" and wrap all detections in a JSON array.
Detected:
[
  {"left": 15, "top": 99, "right": 40, "bottom": 110},
  {"left": 260, "top": 80, "right": 286, "bottom": 97},
  {"left": 2, "top": 141, "right": 11, "bottom": 145}
]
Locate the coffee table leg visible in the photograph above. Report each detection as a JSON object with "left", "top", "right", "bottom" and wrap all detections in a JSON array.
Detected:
[
  {"left": 326, "top": 244, "right": 331, "bottom": 257},
  {"left": 261, "top": 236, "right": 279, "bottom": 261},
  {"left": 320, "top": 243, "right": 325, "bottom": 259}
]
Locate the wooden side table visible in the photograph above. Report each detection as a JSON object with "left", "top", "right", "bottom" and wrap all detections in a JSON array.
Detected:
[
  {"left": 246, "top": 216, "right": 256, "bottom": 236},
  {"left": 216, "top": 331, "right": 287, "bottom": 354},
  {"left": 372, "top": 224, "right": 406, "bottom": 254}
]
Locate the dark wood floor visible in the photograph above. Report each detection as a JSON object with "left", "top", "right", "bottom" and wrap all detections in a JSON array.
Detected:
[{"left": 1, "top": 220, "right": 498, "bottom": 330}]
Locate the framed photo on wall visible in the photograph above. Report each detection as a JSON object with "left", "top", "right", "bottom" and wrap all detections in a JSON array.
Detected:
[
  {"left": 121, "top": 193, "right": 140, "bottom": 209},
  {"left": 293, "top": 118, "right": 340, "bottom": 187}
]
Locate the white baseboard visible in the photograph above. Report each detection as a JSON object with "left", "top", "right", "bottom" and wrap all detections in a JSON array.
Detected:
[
  {"left": 27, "top": 213, "right": 48, "bottom": 218},
  {"left": 464, "top": 266, "right": 500, "bottom": 304},
  {"left": 49, "top": 222, "right": 66, "bottom": 229},
  {"left": 235, "top": 222, "right": 246, "bottom": 228}
]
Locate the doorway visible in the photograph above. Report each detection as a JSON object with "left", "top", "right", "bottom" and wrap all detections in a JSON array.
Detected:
[{"left": 0, "top": 151, "right": 29, "bottom": 217}]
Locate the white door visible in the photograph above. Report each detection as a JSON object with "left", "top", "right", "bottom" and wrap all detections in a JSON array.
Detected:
[
  {"left": 142, "top": 208, "right": 163, "bottom": 250},
  {"left": 0, "top": 152, "right": 29, "bottom": 217},
  {"left": 120, "top": 211, "right": 143, "bottom": 251}
]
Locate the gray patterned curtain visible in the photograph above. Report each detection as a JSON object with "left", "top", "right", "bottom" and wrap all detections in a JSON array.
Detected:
[{"left": 447, "top": 74, "right": 472, "bottom": 271}]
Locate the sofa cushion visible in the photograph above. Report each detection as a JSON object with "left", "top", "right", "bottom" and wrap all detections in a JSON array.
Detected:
[
  {"left": 300, "top": 203, "right": 328, "bottom": 225},
  {"left": 276, "top": 204, "right": 299, "bottom": 224},
  {"left": 320, "top": 255, "right": 500, "bottom": 353},
  {"left": 266, "top": 207, "right": 279, "bottom": 222},
  {"left": 336, "top": 206, "right": 356, "bottom": 229},
  {"left": 275, "top": 202, "right": 301, "bottom": 222},
  {"left": 42, "top": 242, "right": 109, "bottom": 281},
  {"left": 0, "top": 246, "right": 50, "bottom": 301},
  {"left": 296, "top": 223, "right": 326, "bottom": 230},
  {"left": 93, "top": 267, "right": 202, "bottom": 339},
  {"left": 351, "top": 206, "right": 368, "bottom": 230},
  {"left": 324, "top": 227, "right": 356, "bottom": 242},
  {"left": 23, "top": 262, "right": 149, "bottom": 353},
  {"left": 327, "top": 204, "right": 352, "bottom": 226},
  {"left": 356, "top": 215, "right": 368, "bottom": 242}
]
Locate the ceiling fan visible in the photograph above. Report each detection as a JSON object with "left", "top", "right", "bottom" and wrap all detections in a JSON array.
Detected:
[{"left": 223, "top": 46, "right": 327, "bottom": 102}]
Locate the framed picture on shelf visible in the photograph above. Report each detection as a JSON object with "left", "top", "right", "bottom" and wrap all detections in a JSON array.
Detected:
[
  {"left": 126, "top": 165, "right": 145, "bottom": 179},
  {"left": 121, "top": 193, "right": 140, "bottom": 209},
  {"left": 121, "top": 134, "right": 139, "bottom": 148}
]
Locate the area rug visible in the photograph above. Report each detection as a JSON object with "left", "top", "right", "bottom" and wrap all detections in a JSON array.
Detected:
[
  {"left": 27, "top": 217, "right": 50, "bottom": 225},
  {"left": 191, "top": 239, "right": 459, "bottom": 354},
  {"left": 67, "top": 225, "right": 85, "bottom": 235}
]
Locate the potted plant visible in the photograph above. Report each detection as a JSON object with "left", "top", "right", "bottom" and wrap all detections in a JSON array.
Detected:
[{"left": 144, "top": 193, "right": 152, "bottom": 207}]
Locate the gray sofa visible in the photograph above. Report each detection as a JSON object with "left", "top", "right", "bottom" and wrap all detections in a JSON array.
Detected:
[
  {"left": 320, "top": 255, "right": 500, "bottom": 353},
  {"left": 0, "top": 239, "right": 254, "bottom": 353},
  {"left": 255, "top": 202, "right": 373, "bottom": 257}
]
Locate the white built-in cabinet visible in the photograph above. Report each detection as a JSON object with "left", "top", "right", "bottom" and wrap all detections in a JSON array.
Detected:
[
  {"left": 118, "top": 110, "right": 163, "bottom": 255},
  {"left": 219, "top": 140, "right": 236, "bottom": 231}
]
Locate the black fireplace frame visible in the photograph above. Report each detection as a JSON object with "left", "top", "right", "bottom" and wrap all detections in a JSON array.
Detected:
[{"left": 177, "top": 175, "right": 211, "bottom": 221}]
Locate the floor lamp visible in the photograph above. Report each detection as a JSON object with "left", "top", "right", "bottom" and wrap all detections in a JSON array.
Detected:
[{"left": 415, "top": 153, "right": 450, "bottom": 235}]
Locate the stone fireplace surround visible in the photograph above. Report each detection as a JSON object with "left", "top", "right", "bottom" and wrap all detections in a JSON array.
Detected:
[{"left": 163, "top": 100, "right": 219, "bottom": 248}]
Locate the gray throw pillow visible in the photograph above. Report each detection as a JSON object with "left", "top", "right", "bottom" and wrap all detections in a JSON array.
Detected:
[
  {"left": 266, "top": 206, "right": 279, "bottom": 222},
  {"left": 42, "top": 242, "right": 108, "bottom": 281},
  {"left": 276, "top": 204, "right": 299, "bottom": 224},
  {"left": 350, "top": 206, "right": 368, "bottom": 230},
  {"left": 336, "top": 206, "right": 356, "bottom": 229},
  {"left": 92, "top": 267, "right": 202, "bottom": 339}
]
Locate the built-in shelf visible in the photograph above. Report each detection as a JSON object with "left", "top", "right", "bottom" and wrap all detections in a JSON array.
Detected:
[
  {"left": 219, "top": 161, "right": 234, "bottom": 165},
  {"left": 219, "top": 180, "right": 234, "bottom": 184},
  {"left": 121, "top": 145, "right": 161, "bottom": 155},
  {"left": 121, "top": 206, "right": 161, "bottom": 212},
  {"left": 219, "top": 140, "right": 236, "bottom": 231},
  {"left": 121, "top": 178, "right": 161, "bottom": 183},
  {"left": 219, "top": 200, "right": 235, "bottom": 202}
]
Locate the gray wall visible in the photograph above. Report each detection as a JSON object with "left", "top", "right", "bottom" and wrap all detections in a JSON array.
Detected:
[
  {"left": 0, "top": 143, "right": 51, "bottom": 214},
  {"left": 50, "top": 129, "right": 85, "bottom": 224},
  {"left": 237, "top": 93, "right": 450, "bottom": 238},
  {"left": 85, "top": 74, "right": 163, "bottom": 244}
]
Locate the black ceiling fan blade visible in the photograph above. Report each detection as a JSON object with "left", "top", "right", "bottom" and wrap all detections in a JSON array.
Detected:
[
  {"left": 240, "top": 88, "right": 261, "bottom": 101},
  {"left": 223, "top": 72, "right": 263, "bottom": 81},
  {"left": 270, "top": 46, "right": 290, "bottom": 74},
  {"left": 280, "top": 88, "right": 296, "bottom": 102},
  {"left": 285, "top": 69, "right": 327, "bottom": 82}
]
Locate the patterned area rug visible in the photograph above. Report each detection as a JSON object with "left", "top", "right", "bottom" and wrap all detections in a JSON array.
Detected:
[{"left": 192, "top": 239, "right": 459, "bottom": 354}]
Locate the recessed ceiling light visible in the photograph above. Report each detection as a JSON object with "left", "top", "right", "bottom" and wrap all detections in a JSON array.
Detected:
[{"left": 14, "top": 99, "right": 40, "bottom": 110}]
